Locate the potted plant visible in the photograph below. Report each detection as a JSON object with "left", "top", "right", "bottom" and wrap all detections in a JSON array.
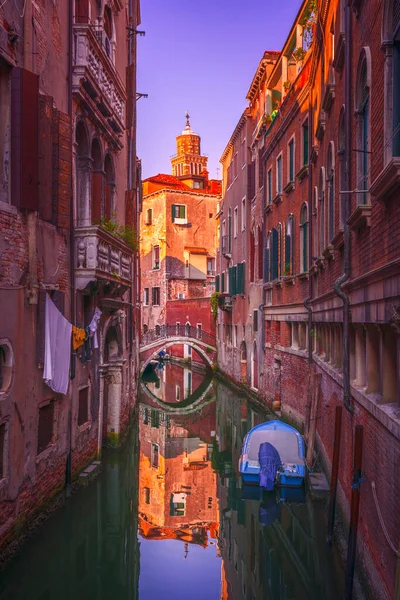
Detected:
[{"left": 284, "top": 263, "right": 291, "bottom": 276}]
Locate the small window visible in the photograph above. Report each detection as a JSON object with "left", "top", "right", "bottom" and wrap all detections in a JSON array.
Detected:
[
  {"left": 151, "top": 443, "right": 159, "bottom": 468},
  {"left": 151, "top": 409, "right": 160, "bottom": 429},
  {"left": 143, "top": 288, "right": 149, "bottom": 306},
  {"left": 288, "top": 138, "right": 295, "bottom": 182},
  {"left": 176, "top": 385, "right": 181, "bottom": 401},
  {"left": 267, "top": 169, "right": 272, "bottom": 205},
  {"left": 146, "top": 208, "right": 153, "bottom": 225},
  {"left": 143, "top": 324, "right": 148, "bottom": 334},
  {"left": 177, "top": 292, "right": 185, "bottom": 299},
  {"left": 144, "top": 487, "right": 151, "bottom": 504},
  {"left": 37, "top": 401, "right": 54, "bottom": 455},
  {"left": 0, "top": 423, "right": 5, "bottom": 479},
  {"left": 276, "top": 155, "right": 282, "bottom": 194},
  {"left": 143, "top": 406, "right": 149, "bottom": 424},
  {"left": 241, "top": 197, "right": 246, "bottom": 231},
  {"left": 233, "top": 207, "right": 238, "bottom": 237},
  {"left": 78, "top": 387, "right": 89, "bottom": 426},
  {"left": 197, "top": 323, "right": 202, "bottom": 339},
  {"left": 152, "top": 245, "right": 160, "bottom": 270},
  {"left": 152, "top": 287, "right": 160, "bottom": 306},
  {"left": 207, "top": 258, "right": 215, "bottom": 275},
  {"left": 176, "top": 322, "right": 180, "bottom": 334},
  {"left": 241, "top": 139, "right": 246, "bottom": 165},
  {"left": 172, "top": 204, "right": 187, "bottom": 223},
  {"left": 253, "top": 310, "right": 258, "bottom": 333},
  {"left": 302, "top": 120, "right": 309, "bottom": 166}
]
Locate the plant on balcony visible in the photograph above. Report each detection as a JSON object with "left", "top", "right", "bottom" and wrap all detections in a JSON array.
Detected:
[
  {"left": 284, "top": 263, "right": 291, "bottom": 276},
  {"left": 300, "top": 0, "right": 317, "bottom": 50},
  {"left": 210, "top": 292, "right": 221, "bottom": 321},
  {"left": 98, "top": 213, "right": 139, "bottom": 251},
  {"left": 262, "top": 113, "right": 272, "bottom": 125},
  {"left": 283, "top": 81, "right": 291, "bottom": 92},
  {"left": 292, "top": 47, "right": 306, "bottom": 63}
]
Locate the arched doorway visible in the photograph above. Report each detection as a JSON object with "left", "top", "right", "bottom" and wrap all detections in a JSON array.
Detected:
[{"left": 251, "top": 340, "right": 259, "bottom": 390}]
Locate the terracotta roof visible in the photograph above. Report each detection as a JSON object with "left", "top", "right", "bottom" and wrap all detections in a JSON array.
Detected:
[
  {"left": 184, "top": 246, "right": 208, "bottom": 254},
  {"left": 144, "top": 173, "right": 220, "bottom": 195}
]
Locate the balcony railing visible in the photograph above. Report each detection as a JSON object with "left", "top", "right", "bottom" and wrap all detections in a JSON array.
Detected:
[
  {"left": 72, "top": 23, "right": 126, "bottom": 142},
  {"left": 75, "top": 225, "right": 133, "bottom": 290},
  {"left": 141, "top": 324, "right": 216, "bottom": 348}
]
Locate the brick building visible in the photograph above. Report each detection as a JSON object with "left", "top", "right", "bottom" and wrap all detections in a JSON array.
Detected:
[
  {"left": 0, "top": 0, "right": 141, "bottom": 556},
  {"left": 216, "top": 0, "right": 400, "bottom": 597},
  {"left": 140, "top": 115, "right": 221, "bottom": 350}
]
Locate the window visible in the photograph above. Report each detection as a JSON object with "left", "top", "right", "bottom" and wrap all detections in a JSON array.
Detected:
[
  {"left": 176, "top": 385, "right": 181, "bottom": 401},
  {"left": 193, "top": 180, "right": 203, "bottom": 189},
  {"left": 267, "top": 168, "right": 272, "bottom": 205},
  {"left": 143, "top": 324, "right": 148, "bottom": 333},
  {"left": 271, "top": 228, "right": 279, "bottom": 280},
  {"left": 264, "top": 233, "right": 270, "bottom": 283},
  {"left": 253, "top": 310, "right": 258, "bottom": 332},
  {"left": 37, "top": 401, "right": 54, "bottom": 455},
  {"left": 338, "top": 108, "right": 346, "bottom": 228},
  {"left": 144, "top": 487, "right": 151, "bottom": 504},
  {"left": 233, "top": 207, "right": 238, "bottom": 237},
  {"left": 327, "top": 142, "right": 335, "bottom": 242},
  {"left": 356, "top": 52, "right": 370, "bottom": 205},
  {"left": 176, "top": 322, "right": 180, "bottom": 335},
  {"left": 196, "top": 323, "right": 202, "bottom": 339},
  {"left": 78, "top": 387, "right": 89, "bottom": 426},
  {"left": 207, "top": 258, "right": 215, "bottom": 275},
  {"left": 0, "top": 341, "right": 14, "bottom": 394},
  {"left": 300, "top": 203, "right": 309, "bottom": 273},
  {"left": 152, "top": 287, "right": 160, "bottom": 306},
  {"left": 152, "top": 245, "right": 160, "bottom": 269},
  {"left": 241, "top": 197, "right": 246, "bottom": 231},
  {"left": 151, "top": 409, "right": 160, "bottom": 428},
  {"left": 228, "top": 265, "right": 237, "bottom": 295},
  {"left": 143, "top": 288, "right": 149, "bottom": 306},
  {"left": 0, "top": 424, "right": 5, "bottom": 479},
  {"left": 151, "top": 443, "right": 159, "bottom": 468},
  {"left": 276, "top": 155, "right": 282, "bottom": 194},
  {"left": 285, "top": 215, "right": 294, "bottom": 276},
  {"left": 302, "top": 120, "right": 309, "bottom": 166},
  {"left": 319, "top": 168, "right": 325, "bottom": 254},
  {"left": 145, "top": 208, "right": 152, "bottom": 225},
  {"left": 172, "top": 204, "right": 187, "bottom": 223},
  {"left": 288, "top": 138, "right": 295, "bottom": 182},
  {"left": 233, "top": 153, "right": 238, "bottom": 178},
  {"left": 177, "top": 292, "right": 185, "bottom": 299}
]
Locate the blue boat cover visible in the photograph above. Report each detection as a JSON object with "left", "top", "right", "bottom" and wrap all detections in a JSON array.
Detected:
[{"left": 258, "top": 442, "right": 281, "bottom": 491}]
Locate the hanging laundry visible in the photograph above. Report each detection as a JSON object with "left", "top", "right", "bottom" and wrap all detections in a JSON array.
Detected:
[
  {"left": 72, "top": 325, "right": 86, "bottom": 350},
  {"left": 89, "top": 307, "right": 102, "bottom": 349},
  {"left": 44, "top": 294, "right": 72, "bottom": 395}
]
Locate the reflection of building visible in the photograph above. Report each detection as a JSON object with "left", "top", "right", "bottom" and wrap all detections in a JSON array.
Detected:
[
  {"left": 146, "top": 362, "right": 205, "bottom": 403},
  {"left": 138, "top": 397, "right": 219, "bottom": 548},
  {"left": 140, "top": 114, "right": 221, "bottom": 335}
]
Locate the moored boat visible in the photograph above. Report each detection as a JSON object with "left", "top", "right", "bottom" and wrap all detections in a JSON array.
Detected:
[{"left": 239, "top": 420, "right": 306, "bottom": 488}]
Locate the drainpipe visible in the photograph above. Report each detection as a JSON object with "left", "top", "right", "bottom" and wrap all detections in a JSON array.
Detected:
[
  {"left": 303, "top": 89, "right": 313, "bottom": 365},
  {"left": 333, "top": 3, "right": 353, "bottom": 413},
  {"left": 66, "top": 0, "right": 75, "bottom": 497}
]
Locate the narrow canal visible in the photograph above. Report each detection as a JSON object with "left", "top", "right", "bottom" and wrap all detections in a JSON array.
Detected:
[{"left": 0, "top": 360, "right": 344, "bottom": 599}]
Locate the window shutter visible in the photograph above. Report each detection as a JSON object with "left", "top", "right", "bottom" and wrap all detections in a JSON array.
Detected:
[
  {"left": 171, "top": 204, "right": 176, "bottom": 222},
  {"left": 272, "top": 229, "right": 279, "bottom": 280},
  {"left": 221, "top": 272, "right": 225, "bottom": 292},
  {"left": 264, "top": 248, "right": 270, "bottom": 282},
  {"left": 229, "top": 266, "right": 236, "bottom": 296},
  {"left": 237, "top": 263, "right": 244, "bottom": 295},
  {"left": 285, "top": 234, "right": 291, "bottom": 272},
  {"left": 253, "top": 310, "right": 258, "bottom": 332},
  {"left": 233, "top": 265, "right": 237, "bottom": 296},
  {"left": 11, "top": 68, "right": 39, "bottom": 210},
  {"left": 36, "top": 289, "right": 47, "bottom": 367},
  {"left": 215, "top": 274, "right": 220, "bottom": 292}
]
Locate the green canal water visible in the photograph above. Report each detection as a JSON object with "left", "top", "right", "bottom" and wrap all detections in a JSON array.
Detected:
[{"left": 0, "top": 362, "right": 344, "bottom": 599}]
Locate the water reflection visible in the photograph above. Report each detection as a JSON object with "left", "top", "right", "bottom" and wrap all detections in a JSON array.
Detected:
[{"left": 0, "top": 363, "right": 344, "bottom": 600}]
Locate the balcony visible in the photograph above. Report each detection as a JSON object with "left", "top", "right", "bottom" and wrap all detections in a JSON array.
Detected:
[
  {"left": 75, "top": 225, "right": 133, "bottom": 291},
  {"left": 72, "top": 24, "right": 126, "bottom": 148}
]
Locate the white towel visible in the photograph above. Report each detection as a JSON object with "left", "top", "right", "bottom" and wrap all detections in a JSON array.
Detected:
[
  {"left": 89, "top": 307, "right": 102, "bottom": 349},
  {"left": 43, "top": 294, "right": 72, "bottom": 394}
]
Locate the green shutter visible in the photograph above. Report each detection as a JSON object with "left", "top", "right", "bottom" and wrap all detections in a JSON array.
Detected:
[
  {"left": 264, "top": 248, "right": 270, "bottom": 282},
  {"left": 221, "top": 272, "right": 225, "bottom": 292},
  {"left": 229, "top": 267, "right": 234, "bottom": 295},
  {"left": 215, "top": 274, "right": 220, "bottom": 293},
  {"left": 237, "top": 263, "right": 244, "bottom": 295},
  {"left": 171, "top": 204, "right": 176, "bottom": 222}
]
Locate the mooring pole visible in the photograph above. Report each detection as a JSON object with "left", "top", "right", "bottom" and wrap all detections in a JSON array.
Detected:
[
  {"left": 344, "top": 424, "right": 364, "bottom": 600},
  {"left": 327, "top": 405, "right": 343, "bottom": 544}
]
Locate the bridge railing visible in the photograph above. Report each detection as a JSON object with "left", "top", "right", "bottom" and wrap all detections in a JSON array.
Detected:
[{"left": 140, "top": 324, "right": 216, "bottom": 348}]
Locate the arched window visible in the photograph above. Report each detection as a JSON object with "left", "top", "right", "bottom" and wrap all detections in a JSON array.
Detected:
[
  {"left": 75, "top": 121, "right": 90, "bottom": 226},
  {"left": 300, "top": 203, "right": 309, "bottom": 273},
  {"left": 355, "top": 49, "right": 371, "bottom": 205},
  {"left": 318, "top": 168, "right": 325, "bottom": 254},
  {"left": 285, "top": 215, "right": 294, "bottom": 276},
  {"left": 382, "top": 1, "right": 400, "bottom": 162},
  {"left": 327, "top": 142, "right": 335, "bottom": 242},
  {"left": 338, "top": 107, "right": 346, "bottom": 228},
  {"left": 91, "top": 138, "right": 102, "bottom": 225},
  {"left": 103, "top": 5, "right": 113, "bottom": 58},
  {"left": 104, "top": 154, "right": 115, "bottom": 220}
]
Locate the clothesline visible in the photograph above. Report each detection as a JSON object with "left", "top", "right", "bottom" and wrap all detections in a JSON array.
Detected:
[{"left": 43, "top": 293, "right": 102, "bottom": 395}]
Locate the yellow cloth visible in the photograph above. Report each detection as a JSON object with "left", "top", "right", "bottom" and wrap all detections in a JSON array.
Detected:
[{"left": 72, "top": 326, "right": 86, "bottom": 350}]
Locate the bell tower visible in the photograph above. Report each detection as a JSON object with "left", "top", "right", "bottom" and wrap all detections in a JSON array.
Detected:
[{"left": 171, "top": 112, "right": 209, "bottom": 189}]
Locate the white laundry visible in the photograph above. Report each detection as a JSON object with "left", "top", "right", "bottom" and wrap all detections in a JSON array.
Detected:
[
  {"left": 43, "top": 294, "right": 72, "bottom": 395},
  {"left": 89, "top": 307, "right": 102, "bottom": 349}
]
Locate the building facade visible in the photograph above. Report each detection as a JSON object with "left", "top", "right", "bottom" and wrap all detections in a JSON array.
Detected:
[
  {"left": 0, "top": 0, "right": 141, "bottom": 557},
  {"left": 140, "top": 116, "right": 221, "bottom": 346},
  {"left": 216, "top": 1, "right": 400, "bottom": 597}
]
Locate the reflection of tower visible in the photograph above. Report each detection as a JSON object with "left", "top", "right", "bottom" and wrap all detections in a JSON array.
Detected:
[{"left": 184, "top": 542, "right": 189, "bottom": 560}]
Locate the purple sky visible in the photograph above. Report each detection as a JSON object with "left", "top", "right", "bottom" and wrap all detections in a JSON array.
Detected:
[{"left": 137, "top": 0, "right": 302, "bottom": 180}]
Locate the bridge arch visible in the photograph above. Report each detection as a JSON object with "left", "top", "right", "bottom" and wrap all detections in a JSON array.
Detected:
[{"left": 140, "top": 339, "right": 214, "bottom": 374}]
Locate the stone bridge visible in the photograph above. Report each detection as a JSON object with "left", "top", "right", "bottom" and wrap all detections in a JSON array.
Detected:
[{"left": 139, "top": 324, "right": 217, "bottom": 372}]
